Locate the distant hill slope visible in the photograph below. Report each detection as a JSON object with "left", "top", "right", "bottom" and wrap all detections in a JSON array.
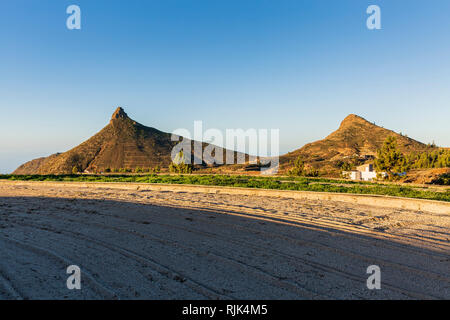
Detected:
[
  {"left": 280, "top": 114, "right": 431, "bottom": 175},
  {"left": 13, "top": 153, "right": 62, "bottom": 175},
  {"left": 13, "top": 111, "right": 437, "bottom": 176},
  {"left": 14, "top": 108, "right": 244, "bottom": 175}
]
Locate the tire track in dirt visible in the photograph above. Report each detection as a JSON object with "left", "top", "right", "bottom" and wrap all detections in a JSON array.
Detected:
[
  {"left": 65, "top": 204, "right": 450, "bottom": 299},
  {"left": 9, "top": 205, "right": 444, "bottom": 299},
  {"left": 1, "top": 186, "right": 449, "bottom": 299},
  {"left": 51, "top": 198, "right": 449, "bottom": 285},
  {"left": 147, "top": 196, "right": 450, "bottom": 251},
  {"left": 0, "top": 265, "right": 23, "bottom": 299},
  {"left": 9, "top": 214, "right": 320, "bottom": 299},
  {"left": 0, "top": 234, "right": 118, "bottom": 299},
  {"left": 3, "top": 221, "right": 235, "bottom": 299}
]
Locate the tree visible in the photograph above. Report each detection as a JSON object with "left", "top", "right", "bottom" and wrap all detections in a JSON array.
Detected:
[
  {"left": 337, "top": 160, "right": 353, "bottom": 171},
  {"left": 72, "top": 166, "right": 79, "bottom": 175},
  {"left": 288, "top": 156, "right": 305, "bottom": 176},
  {"left": 305, "top": 168, "right": 319, "bottom": 177},
  {"left": 169, "top": 151, "right": 193, "bottom": 174},
  {"left": 374, "top": 136, "right": 408, "bottom": 180}
]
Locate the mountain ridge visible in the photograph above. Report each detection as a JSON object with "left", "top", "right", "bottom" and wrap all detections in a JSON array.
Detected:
[
  {"left": 13, "top": 110, "right": 434, "bottom": 175},
  {"left": 279, "top": 113, "right": 430, "bottom": 175},
  {"left": 14, "top": 108, "right": 212, "bottom": 174}
]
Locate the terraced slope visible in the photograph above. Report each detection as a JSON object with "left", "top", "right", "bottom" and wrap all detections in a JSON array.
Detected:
[
  {"left": 14, "top": 108, "right": 244, "bottom": 174},
  {"left": 280, "top": 114, "right": 431, "bottom": 175}
]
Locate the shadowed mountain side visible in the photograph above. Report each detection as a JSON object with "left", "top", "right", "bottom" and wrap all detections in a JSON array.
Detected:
[{"left": 14, "top": 108, "right": 248, "bottom": 174}]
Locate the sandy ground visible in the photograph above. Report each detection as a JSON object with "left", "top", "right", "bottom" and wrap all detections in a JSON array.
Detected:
[{"left": 0, "top": 181, "right": 449, "bottom": 300}]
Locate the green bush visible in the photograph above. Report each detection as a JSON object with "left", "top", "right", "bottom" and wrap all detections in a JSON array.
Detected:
[
  {"left": 288, "top": 156, "right": 305, "bottom": 176},
  {"left": 169, "top": 151, "right": 193, "bottom": 174},
  {"left": 0, "top": 174, "right": 448, "bottom": 202}
]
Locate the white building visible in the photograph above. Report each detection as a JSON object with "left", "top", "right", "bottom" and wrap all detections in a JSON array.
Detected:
[{"left": 343, "top": 163, "right": 385, "bottom": 181}]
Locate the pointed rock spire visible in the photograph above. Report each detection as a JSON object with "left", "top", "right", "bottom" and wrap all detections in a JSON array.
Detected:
[{"left": 111, "top": 107, "right": 128, "bottom": 120}]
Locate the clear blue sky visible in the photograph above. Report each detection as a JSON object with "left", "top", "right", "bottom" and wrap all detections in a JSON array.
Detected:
[{"left": 1, "top": 0, "right": 449, "bottom": 173}]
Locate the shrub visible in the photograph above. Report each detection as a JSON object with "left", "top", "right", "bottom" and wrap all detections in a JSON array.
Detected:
[
  {"left": 288, "top": 156, "right": 305, "bottom": 176},
  {"left": 305, "top": 169, "right": 319, "bottom": 177},
  {"left": 0, "top": 174, "right": 448, "bottom": 201},
  {"left": 169, "top": 151, "right": 193, "bottom": 174}
]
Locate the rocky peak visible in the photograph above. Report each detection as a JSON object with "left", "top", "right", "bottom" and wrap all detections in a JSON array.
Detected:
[
  {"left": 111, "top": 107, "right": 128, "bottom": 120},
  {"left": 338, "top": 114, "right": 372, "bottom": 129}
]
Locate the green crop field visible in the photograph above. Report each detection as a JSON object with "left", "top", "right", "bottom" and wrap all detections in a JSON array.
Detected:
[{"left": 1, "top": 174, "right": 449, "bottom": 202}]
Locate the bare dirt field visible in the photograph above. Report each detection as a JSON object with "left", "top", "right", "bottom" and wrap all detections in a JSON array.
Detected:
[{"left": 0, "top": 181, "right": 449, "bottom": 300}]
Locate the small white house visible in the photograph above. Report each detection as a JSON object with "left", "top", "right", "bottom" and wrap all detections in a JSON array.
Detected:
[{"left": 343, "top": 163, "right": 385, "bottom": 181}]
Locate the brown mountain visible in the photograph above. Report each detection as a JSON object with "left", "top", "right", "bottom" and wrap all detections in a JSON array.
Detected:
[
  {"left": 280, "top": 114, "right": 431, "bottom": 175},
  {"left": 14, "top": 107, "right": 243, "bottom": 175},
  {"left": 14, "top": 111, "right": 433, "bottom": 176}
]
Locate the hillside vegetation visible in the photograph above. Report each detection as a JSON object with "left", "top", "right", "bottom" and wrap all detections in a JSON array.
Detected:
[
  {"left": 1, "top": 174, "right": 448, "bottom": 202},
  {"left": 13, "top": 111, "right": 447, "bottom": 182},
  {"left": 280, "top": 114, "right": 432, "bottom": 176},
  {"left": 13, "top": 108, "right": 245, "bottom": 175}
]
